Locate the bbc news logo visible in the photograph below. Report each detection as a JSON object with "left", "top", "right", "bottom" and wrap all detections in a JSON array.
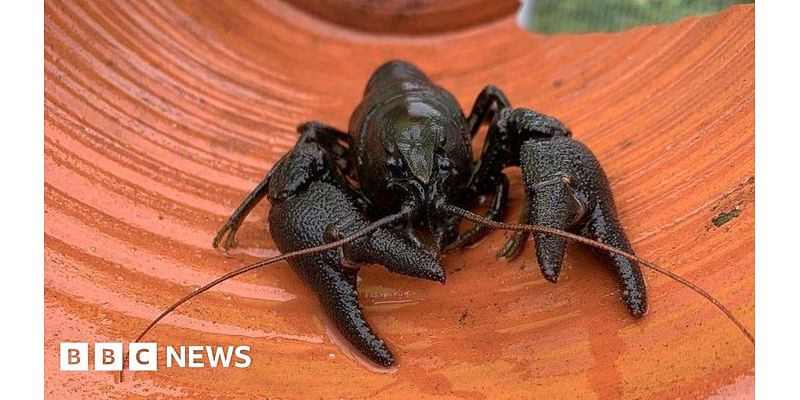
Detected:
[{"left": 60, "top": 342, "right": 251, "bottom": 371}]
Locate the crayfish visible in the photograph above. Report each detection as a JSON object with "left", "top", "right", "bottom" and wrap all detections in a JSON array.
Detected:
[{"left": 122, "top": 61, "right": 752, "bottom": 376}]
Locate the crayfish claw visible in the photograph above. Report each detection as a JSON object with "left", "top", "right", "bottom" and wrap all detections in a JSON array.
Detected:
[
  {"left": 266, "top": 139, "right": 447, "bottom": 364},
  {"left": 344, "top": 228, "right": 447, "bottom": 283},
  {"left": 517, "top": 131, "right": 647, "bottom": 316},
  {"left": 497, "top": 230, "right": 527, "bottom": 260},
  {"left": 212, "top": 220, "right": 240, "bottom": 252}
]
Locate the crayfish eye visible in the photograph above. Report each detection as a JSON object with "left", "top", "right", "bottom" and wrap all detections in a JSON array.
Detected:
[
  {"left": 386, "top": 156, "right": 404, "bottom": 176},
  {"left": 437, "top": 156, "right": 451, "bottom": 172}
]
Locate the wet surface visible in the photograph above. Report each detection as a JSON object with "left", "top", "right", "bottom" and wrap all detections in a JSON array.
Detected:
[{"left": 45, "top": 1, "right": 754, "bottom": 398}]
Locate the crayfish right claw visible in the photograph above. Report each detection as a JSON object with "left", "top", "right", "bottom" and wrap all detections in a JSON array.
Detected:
[{"left": 514, "top": 119, "right": 647, "bottom": 317}]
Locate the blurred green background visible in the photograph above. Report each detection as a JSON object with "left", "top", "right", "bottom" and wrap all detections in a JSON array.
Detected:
[{"left": 521, "top": 0, "right": 754, "bottom": 33}]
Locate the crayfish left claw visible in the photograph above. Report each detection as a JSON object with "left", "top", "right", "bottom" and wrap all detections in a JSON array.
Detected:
[{"left": 514, "top": 132, "right": 648, "bottom": 317}]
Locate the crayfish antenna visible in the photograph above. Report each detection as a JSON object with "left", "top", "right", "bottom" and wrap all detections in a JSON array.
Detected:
[
  {"left": 439, "top": 203, "right": 754, "bottom": 345},
  {"left": 118, "top": 211, "right": 409, "bottom": 382}
]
